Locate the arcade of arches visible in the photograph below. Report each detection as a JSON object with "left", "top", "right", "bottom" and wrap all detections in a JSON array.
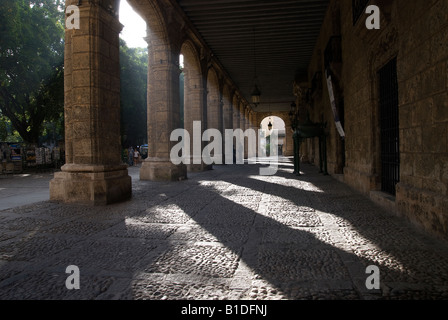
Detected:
[{"left": 51, "top": 0, "right": 448, "bottom": 241}]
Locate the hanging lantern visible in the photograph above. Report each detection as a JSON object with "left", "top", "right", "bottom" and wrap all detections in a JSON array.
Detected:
[{"left": 251, "top": 83, "right": 261, "bottom": 105}]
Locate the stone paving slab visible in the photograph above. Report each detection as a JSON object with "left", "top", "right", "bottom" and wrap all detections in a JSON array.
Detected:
[{"left": 1, "top": 159, "right": 448, "bottom": 300}]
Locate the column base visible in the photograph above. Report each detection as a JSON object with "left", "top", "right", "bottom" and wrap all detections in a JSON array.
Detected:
[
  {"left": 50, "top": 164, "right": 132, "bottom": 206},
  {"left": 185, "top": 156, "right": 213, "bottom": 172},
  {"left": 140, "top": 158, "right": 187, "bottom": 181}
]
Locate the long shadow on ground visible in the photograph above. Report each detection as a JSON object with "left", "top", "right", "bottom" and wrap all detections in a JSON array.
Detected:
[{"left": 0, "top": 159, "right": 448, "bottom": 300}]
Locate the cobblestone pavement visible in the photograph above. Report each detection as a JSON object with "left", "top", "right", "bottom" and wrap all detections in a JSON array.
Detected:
[{"left": 1, "top": 158, "right": 448, "bottom": 300}]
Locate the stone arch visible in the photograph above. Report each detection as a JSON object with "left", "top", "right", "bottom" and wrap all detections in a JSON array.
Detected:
[
  {"left": 256, "top": 112, "right": 293, "bottom": 157},
  {"left": 129, "top": 0, "right": 171, "bottom": 158},
  {"left": 129, "top": 0, "right": 187, "bottom": 181},
  {"left": 128, "top": 0, "right": 171, "bottom": 62},
  {"left": 259, "top": 116, "right": 286, "bottom": 156},
  {"left": 180, "top": 39, "right": 209, "bottom": 171},
  {"left": 181, "top": 39, "right": 204, "bottom": 129},
  {"left": 204, "top": 66, "right": 223, "bottom": 162}
]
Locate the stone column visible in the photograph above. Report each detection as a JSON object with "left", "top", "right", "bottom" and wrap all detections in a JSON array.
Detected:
[
  {"left": 244, "top": 107, "right": 250, "bottom": 158},
  {"left": 218, "top": 95, "right": 227, "bottom": 164},
  {"left": 221, "top": 91, "right": 232, "bottom": 163},
  {"left": 140, "top": 39, "right": 187, "bottom": 181},
  {"left": 205, "top": 71, "right": 223, "bottom": 164},
  {"left": 239, "top": 103, "right": 246, "bottom": 131},
  {"left": 245, "top": 108, "right": 251, "bottom": 131},
  {"left": 233, "top": 98, "right": 240, "bottom": 130},
  {"left": 183, "top": 64, "right": 210, "bottom": 172},
  {"left": 50, "top": 0, "right": 132, "bottom": 205},
  {"left": 249, "top": 110, "right": 260, "bottom": 158}
]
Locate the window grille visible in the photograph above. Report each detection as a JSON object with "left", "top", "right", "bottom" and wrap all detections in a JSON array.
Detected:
[{"left": 379, "top": 57, "right": 400, "bottom": 196}]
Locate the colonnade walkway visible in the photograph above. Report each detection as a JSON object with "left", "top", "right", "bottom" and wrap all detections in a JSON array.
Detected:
[{"left": 1, "top": 157, "right": 448, "bottom": 300}]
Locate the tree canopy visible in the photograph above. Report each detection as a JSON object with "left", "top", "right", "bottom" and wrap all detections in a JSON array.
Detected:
[
  {"left": 0, "top": 0, "right": 65, "bottom": 144},
  {"left": 0, "top": 1, "right": 148, "bottom": 151}
]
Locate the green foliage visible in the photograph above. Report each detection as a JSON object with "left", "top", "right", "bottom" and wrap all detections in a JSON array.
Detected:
[
  {"left": 119, "top": 39, "right": 148, "bottom": 147},
  {"left": 0, "top": 116, "right": 22, "bottom": 142},
  {"left": 1, "top": 2, "right": 148, "bottom": 147},
  {"left": 0, "top": 0, "right": 64, "bottom": 143},
  {"left": 0, "top": 116, "right": 8, "bottom": 141}
]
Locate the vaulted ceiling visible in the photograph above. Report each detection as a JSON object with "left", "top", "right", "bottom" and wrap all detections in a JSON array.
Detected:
[{"left": 175, "top": 0, "right": 330, "bottom": 112}]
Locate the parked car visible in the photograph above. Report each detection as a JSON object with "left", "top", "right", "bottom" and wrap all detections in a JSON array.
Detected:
[{"left": 139, "top": 144, "right": 148, "bottom": 159}]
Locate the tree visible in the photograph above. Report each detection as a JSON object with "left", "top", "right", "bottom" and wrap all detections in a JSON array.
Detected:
[
  {"left": 0, "top": 0, "right": 64, "bottom": 144},
  {"left": 119, "top": 39, "right": 148, "bottom": 147},
  {"left": 0, "top": 115, "right": 8, "bottom": 141}
]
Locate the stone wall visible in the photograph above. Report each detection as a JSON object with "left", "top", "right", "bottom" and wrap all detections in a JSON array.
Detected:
[
  {"left": 305, "top": 0, "right": 448, "bottom": 240},
  {"left": 394, "top": 0, "right": 448, "bottom": 240}
]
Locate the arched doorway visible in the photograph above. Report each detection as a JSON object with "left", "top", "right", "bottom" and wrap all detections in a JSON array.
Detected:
[
  {"left": 260, "top": 116, "right": 286, "bottom": 156},
  {"left": 129, "top": 0, "right": 187, "bottom": 181},
  {"left": 205, "top": 67, "right": 223, "bottom": 163},
  {"left": 51, "top": 0, "right": 190, "bottom": 204},
  {"left": 180, "top": 40, "right": 210, "bottom": 171}
]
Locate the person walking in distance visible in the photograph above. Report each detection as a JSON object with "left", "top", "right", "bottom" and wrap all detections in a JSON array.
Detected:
[
  {"left": 133, "top": 147, "right": 140, "bottom": 166},
  {"left": 128, "top": 146, "right": 134, "bottom": 166}
]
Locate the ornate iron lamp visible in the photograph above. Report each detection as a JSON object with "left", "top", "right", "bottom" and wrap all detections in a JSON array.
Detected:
[
  {"left": 251, "top": 83, "right": 261, "bottom": 106},
  {"left": 267, "top": 118, "right": 273, "bottom": 131},
  {"left": 289, "top": 102, "right": 298, "bottom": 130}
]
